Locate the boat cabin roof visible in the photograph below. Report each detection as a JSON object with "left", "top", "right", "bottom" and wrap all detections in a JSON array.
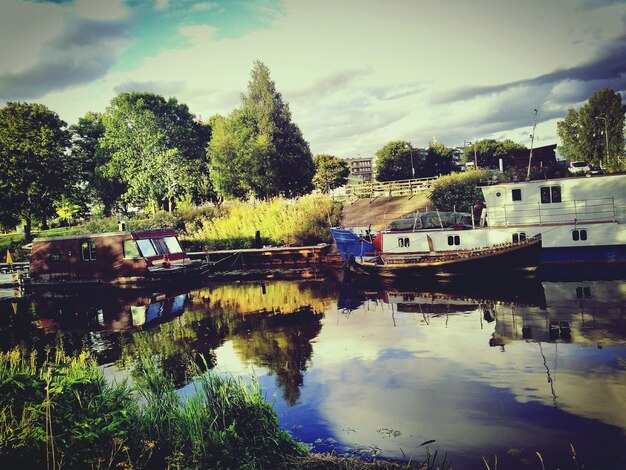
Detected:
[{"left": 33, "top": 228, "right": 178, "bottom": 243}]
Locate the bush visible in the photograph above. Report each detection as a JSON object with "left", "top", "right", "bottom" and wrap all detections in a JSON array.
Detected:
[{"left": 428, "top": 170, "right": 493, "bottom": 212}]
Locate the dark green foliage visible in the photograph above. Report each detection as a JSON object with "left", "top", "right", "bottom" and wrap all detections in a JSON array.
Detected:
[
  {"left": 100, "top": 92, "right": 212, "bottom": 212},
  {"left": 313, "top": 154, "right": 350, "bottom": 192},
  {"left": 69, "top": 112, "right": 126, "bottom": 216},
  {"left": 132, "top": 356, "right": 307, "bottom": 469},
  {"left": 375, "top": 141, "right": 420, "bottom": 181},
  {"left": 0, "top": 102, "right": 72, "bottom": 238},
  {"left": 208, "top": 61, "right": 315, "bottom": 200},
  {"left": 422, "top": 143, "right": 456, "bottom": 177},
  {"left": 0, "top": 350, "right": 135, "bottom": 468},
  {"left": 556, "top": 87, "right": 626, "bottom": 171},
  {"left": 0, "top": 349, "right": 307, "bottom": 469},
  {"left": 428, "top": 170, "right": 493, "bottom": 212},
  {"left": 462, "top": 139, "right": 526, "bottom": 170}
]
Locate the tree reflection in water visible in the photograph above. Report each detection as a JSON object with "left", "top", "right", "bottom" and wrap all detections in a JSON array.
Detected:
[{"left": 0, "top": 279, "right": 337, "bottom": 400}]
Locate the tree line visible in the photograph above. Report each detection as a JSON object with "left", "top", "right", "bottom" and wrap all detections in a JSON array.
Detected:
[{"left": 1, "top": 58, "right": 624, "bottom": 239}]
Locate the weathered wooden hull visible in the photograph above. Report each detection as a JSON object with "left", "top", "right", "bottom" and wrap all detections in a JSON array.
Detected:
[{"left": 349, "top": 238, "right": 542, "bottom": 278}]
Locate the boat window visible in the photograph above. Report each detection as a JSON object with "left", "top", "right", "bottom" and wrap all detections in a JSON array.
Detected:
[
  {"left": 80, "top": 240, "right": 96, "bottom": 261},
  {"left": 151, "top": 238, "right": 168, "bottom": 255},
  {"left": 447, "top": 235, "right": 460, "bottom": 246},
  {"left": 540, "top": 185, "right": 562, "bottom": 204},
  {"left": 123, "top": 240, "right": 141, "bottom": 259},
  {"left": 572, "top": 229, "right": 587, "bottom": 241},
  {"left": 511, "top": 189, "right": 522, "bottom": 201},
  {"left": 136, "top": 239, "right": 157, "bottom": 257},
  {"left": 512, "top": 232, "right": 527, "bottom": 243},
  {"left": 163, "top": 236, "right": 183, "bottom": 254}
]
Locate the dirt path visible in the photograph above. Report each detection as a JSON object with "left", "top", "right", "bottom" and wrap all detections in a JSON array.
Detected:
[{"left": 339, "top": 193, "right": 432, "bottom": 230}]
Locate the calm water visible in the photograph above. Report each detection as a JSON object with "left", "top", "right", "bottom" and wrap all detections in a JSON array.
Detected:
[{"left": 1, "top": 270, "right": 626, "bottom": 469}]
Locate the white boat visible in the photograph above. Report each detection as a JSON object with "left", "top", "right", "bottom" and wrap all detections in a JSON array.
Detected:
[
  {"left": 331, "top": 173, "right": 626, "bottom": 266},
  {"left": 479, "top": 172, "right": 626, "bottom": 265}
]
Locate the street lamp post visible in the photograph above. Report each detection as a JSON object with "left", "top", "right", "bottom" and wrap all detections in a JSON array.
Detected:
[
  {"left": 595, "top": 116, "right": 609, "bottom": 168},
  {"left": 405, "top": 142, "right": 415, "bottom": 179},
  {"left": 464, "top": 140, "right": 477, "bottom": 169}
]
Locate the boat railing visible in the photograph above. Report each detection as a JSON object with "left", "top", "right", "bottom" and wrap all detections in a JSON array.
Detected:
[{"left": 488, "top": 197, "right": 616, "bottom": 226}]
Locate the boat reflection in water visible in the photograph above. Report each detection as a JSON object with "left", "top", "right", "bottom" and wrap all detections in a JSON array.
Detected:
[
  {"left": 0, "top": 273, "right": 625, "bottom": 469},
  {"left": 33, "top": 288, "right": 189, "bottom": 333},
  {"left": 321, "top": 272, "right": 626, "bottom": 469}
]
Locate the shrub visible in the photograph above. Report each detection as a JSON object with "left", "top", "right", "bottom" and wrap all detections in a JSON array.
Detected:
[{"left": 428, "top": 170, "right": 493, "bottom": 212}]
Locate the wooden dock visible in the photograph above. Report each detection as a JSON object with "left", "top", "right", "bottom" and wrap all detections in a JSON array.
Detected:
[{"left": 188, "top": 243, "right": 343, "bottom": 278}]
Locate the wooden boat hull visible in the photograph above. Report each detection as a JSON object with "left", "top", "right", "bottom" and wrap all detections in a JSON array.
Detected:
[{"left": 349, "top": 238, "right": 542, "bottom": 278}]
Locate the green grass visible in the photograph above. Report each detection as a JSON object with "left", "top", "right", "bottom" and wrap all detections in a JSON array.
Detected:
[
  {"left": 0, "top": 348, "right": 307, "bottom": 469},
  {"left": 1, "top": 195, "right": 343, "bottom": 260}
]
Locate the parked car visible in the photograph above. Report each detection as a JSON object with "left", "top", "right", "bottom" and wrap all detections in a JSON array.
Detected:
[
  {"left": 588, "top": 165, "right": 605, "bottom": 175},
  {"left": 568, "top": 161, "right": 591, "bottom": 175}
]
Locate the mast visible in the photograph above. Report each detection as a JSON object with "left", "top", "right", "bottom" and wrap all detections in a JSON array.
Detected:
[{"left": 526, "top": 108, "right": 539, "bottom": 180}]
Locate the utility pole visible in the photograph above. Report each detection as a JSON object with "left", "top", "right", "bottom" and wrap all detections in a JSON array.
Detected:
[{"left": 595, "top": 116, "right": 608, "bottom": 168}]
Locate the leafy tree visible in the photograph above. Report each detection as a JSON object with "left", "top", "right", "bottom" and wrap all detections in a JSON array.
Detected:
[
  {"left": 423, "top": 142, "right": 456, "bottom": 177},
  {"left": 100, "top": 92, "right": 211, "bottom": 212},
  {"left": 0, "top": 102, "right": 72, "bottom": 238},
  {"left": 462, "top": 139, "right": 526, "bottom": 169},
  {"left": 312, "top": 154, "right": 349, "bottom": 193},
  {"left": 374, "top": 141, "right": 420, "bottom": 181},
  {"left": 207, "top": 112, "right": 256, "bottom": 201},
  {"left": 209, "top": 61, "right": 314, "bottom": 200},
  {"left": 556, "top": 87, "right": 625, "bottom": 171},
  {"left": 69, "top": 112, "right": 126, "bottom": 216}
]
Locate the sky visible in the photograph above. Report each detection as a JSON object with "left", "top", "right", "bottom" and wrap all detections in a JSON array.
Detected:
[{"left": 1, "top": 0, "right": 626, "bottom": 158}]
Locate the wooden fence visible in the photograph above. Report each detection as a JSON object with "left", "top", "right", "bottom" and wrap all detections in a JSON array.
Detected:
[{"left": 343, "top": 177, "right": 436, "bottom": 200}]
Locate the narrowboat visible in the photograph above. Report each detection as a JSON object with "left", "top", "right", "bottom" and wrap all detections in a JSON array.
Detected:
[{"left": 26, "top": 228, "right": 210, "bottom": 287}]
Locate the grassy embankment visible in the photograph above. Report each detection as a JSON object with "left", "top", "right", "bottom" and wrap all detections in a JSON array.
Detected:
[
  {"left": 0, "top": 194, "right": 343, "bottom": 262},
  {"left": 0, "top": 348, "right": 434, "bottom": 469}
]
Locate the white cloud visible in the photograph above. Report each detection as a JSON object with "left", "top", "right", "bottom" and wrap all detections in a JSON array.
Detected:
[
  {"left": 178, "top": 24, "right": 218, "bottom": 44},
  {"left": 4, "top": 0, "right": 625, "bottom": 157},
  {"left": 192, "top": 2, "right": 218, "bottom": 11}
]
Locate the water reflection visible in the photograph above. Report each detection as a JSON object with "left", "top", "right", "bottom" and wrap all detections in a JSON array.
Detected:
[
  {"left": 0, "top": 273, "right": 625, "bottom": 468},
  {"left": 309, "top": 273, "right": 626, "bottom": 469}
]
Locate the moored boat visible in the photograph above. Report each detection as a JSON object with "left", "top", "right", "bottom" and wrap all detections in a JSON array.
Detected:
[
  {"left": 25, "top": 228, "right": 211, "bottom": 287},
  {"left": 349, "top": 236, "right": 541, "bottom": 277},
  {"left": 332, "top": 172, "right": 626, "bottom": 266}
]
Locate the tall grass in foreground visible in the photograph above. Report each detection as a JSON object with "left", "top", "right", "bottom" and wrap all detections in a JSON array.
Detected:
[{"left": 0, "top": 348, "right": 307, "bottom": 469}]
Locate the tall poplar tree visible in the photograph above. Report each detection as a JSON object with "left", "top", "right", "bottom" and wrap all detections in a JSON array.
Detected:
[
  {"left": 209, "top": 61, "right": 314, "bottom": 200},
  {"left": 0, "top": 102, "right": 71, "bottom": 238}
]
